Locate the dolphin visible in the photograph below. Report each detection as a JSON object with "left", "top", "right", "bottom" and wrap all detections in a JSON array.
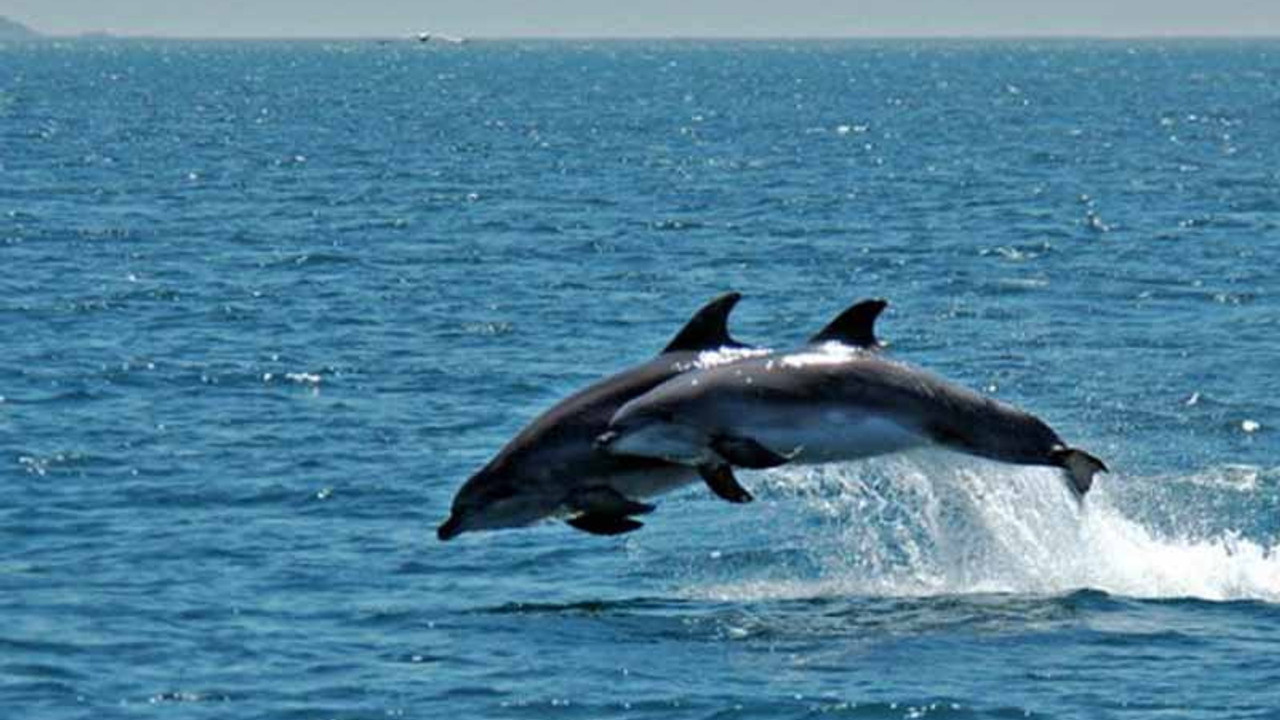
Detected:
[
  {"left": 437, "top": 292, "right": 768, "bottom": 541},
  {"left": 598, "top": 300, "right": 1107, "bottom": 500}
]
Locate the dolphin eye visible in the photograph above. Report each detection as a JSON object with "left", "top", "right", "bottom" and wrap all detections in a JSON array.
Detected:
[{"left": 656, "top": 410, "right": 675, "bottom": 422}]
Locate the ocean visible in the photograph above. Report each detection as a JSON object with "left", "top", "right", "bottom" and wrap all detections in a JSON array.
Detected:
[{"left": 2, "top": 38, "right": 1279, "bottom": 718}]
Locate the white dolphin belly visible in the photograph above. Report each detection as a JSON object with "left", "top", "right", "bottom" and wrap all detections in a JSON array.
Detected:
[
  {"left": 735, "top": 408, "right": 926, "bottom": 464},
  {"left": 603, "top": 465, "right": 702, "bottom": 500}
]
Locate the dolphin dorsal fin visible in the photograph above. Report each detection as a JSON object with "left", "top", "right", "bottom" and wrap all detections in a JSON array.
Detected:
[
  {"left": 808, "top": 298, "right": 888, "bottom": 347},
  {"left": 661, "top": 292, "right": 745, "bottom": 353}
]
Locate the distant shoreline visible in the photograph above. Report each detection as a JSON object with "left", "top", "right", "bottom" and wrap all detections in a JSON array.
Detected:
[
  {"left": 0, "top": 15, "right": 41, "bottom": 40},
  {"left": 6, "top": 9, "right": 1280, "bottom": 43}
]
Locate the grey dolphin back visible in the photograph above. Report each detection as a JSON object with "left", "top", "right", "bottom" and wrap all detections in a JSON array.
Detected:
[
  {"left": 662, "top": 292, "right": 746, "bottom": 353},
  {"left": 808, "top": 298, "right": 888, "bottom": 347},
  {"left": 656, "top": 292, "right": 759, "bottom": 510},
  {"left": 565, "top": 291, "right": 753, "bottom": 533},
  {"left": 441, "top": 291, "right": 752, "bottom": 541}
]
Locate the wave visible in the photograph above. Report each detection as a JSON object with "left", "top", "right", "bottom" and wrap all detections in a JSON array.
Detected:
[{"left": 684, "top": 453, "right": 1280, "bottom": 603}]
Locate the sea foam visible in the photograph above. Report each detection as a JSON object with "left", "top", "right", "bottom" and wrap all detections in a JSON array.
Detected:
[{"left": 688, "top": 453, "right": 1280, "bottom": 603}]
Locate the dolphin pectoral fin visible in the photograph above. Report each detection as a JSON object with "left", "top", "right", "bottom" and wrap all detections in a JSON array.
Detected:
[
  {"left": 567, "top": 513, "right": 645, "bottom": 536},
  {"left": 710, "top": 435, "right": 794, "bottom": 469},
  {"left": 1050, "top": 447, "right": 1108, "bottom": 499},
  {"left": 697, "top": 464, "right": 754, "bottom": 504},
  {"left": 568, "top": 486, "right": 656, "bottom": 516},
  {"left": 565, "top": 487, "right": 653, "bottom": 536}
]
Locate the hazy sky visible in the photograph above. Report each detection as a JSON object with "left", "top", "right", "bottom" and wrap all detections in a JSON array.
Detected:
[{"left": 3, "top": 0, "right": 1278, "bottom": 39}]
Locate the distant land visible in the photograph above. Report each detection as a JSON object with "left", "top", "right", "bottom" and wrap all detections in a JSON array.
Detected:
[
  {"left": 0, "top": 16, "right": 41, "bottom": 39},
  {"left": 2, "top": 12, "right": 1278, "bottom": 41}
]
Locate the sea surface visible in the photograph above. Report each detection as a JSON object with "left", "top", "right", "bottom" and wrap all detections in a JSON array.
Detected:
[{"left": 3, "top": 38, "right": 1279, "bottom": 719}]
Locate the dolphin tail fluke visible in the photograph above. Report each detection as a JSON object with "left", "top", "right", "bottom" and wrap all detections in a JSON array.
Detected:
[
  {"left": 1051, "top": 447, "right": 1108, "bottom": 499},
  {"left": 697, "top": 464, "right": 754, "bottom": 503}
]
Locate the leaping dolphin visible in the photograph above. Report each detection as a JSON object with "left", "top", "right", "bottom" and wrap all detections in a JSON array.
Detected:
[
  {"left": 437, "top": 292, "right": 767, "bottom": 541},
  {"left": 598, "top": 300, "right": 1107, "bottom": 500}
]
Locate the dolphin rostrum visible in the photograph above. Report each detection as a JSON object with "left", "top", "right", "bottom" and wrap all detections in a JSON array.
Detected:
[
  {"left": 437, "top": 292, "right": 767, "bottom": 541},
  {"left": 598, "top": 300, "right": 1107, "bottom": 500}
]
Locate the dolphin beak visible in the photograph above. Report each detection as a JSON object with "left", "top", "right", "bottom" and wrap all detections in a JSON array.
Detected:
[{"left": 437, "top": 512, "right": 464, "bottom": 541}]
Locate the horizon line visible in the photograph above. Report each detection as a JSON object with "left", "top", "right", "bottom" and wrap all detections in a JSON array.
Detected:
[{"left": 12, "top": 31, "right": 1280, "bottom": 42}]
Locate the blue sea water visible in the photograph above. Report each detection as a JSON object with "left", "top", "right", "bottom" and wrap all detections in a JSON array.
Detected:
[{"left": 2, "top": 37, "right": 1280, "bottom": 718}]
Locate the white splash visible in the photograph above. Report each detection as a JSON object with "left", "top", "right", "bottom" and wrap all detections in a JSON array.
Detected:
[
  {"left": 681, "top": 346, "right": 773, "bottom": 371},
  {"left": 778, "top": 341, "right": 869, "bottom": 368},
  {"left": 689, "top": 453, "right": 1280, "bottom": 603}
]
